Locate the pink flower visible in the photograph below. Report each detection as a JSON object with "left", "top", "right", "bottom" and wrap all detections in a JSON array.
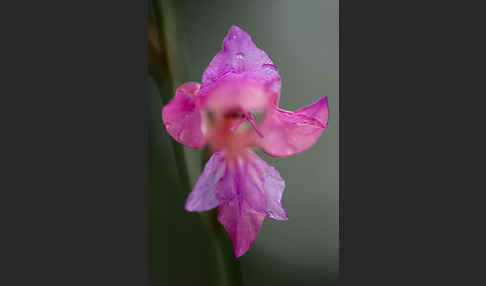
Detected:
[{"left": 162, "top": 25, "right": 328, "bottom": 257}]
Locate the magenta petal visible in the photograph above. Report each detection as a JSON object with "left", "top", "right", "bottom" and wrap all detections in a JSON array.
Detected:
[
  {"left": 185, "top": 152, "right": 226, "bottom": 211},
  {"left": 218, "top": 200, "right": 265, "bottom": 258},
  {"left": 200, "top": 25, "right": 281, "bottom": 98},
  {"left": 187, "top": 150, "right": 288, "bottom": 256},
  {"left": 230, "top": 156, "right": 266, "bottom": 214},
  {"left": 257, "top": 96, "right": 329, "bottom": 157},
  {"left": 246, "top": 152, "right": 288, "bottom": 220},
  {"left": 162, "top": 82, "right": 206, "bottom": 148}
]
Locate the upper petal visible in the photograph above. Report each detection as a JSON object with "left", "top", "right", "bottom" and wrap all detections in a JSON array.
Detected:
[
  {"left": 162, "top": 82, "right": 206, "bottom": 148},
  {"left": 257, "top": 96, "right": 329, "bottom": 157},
  {"left": 200, "top": 25, "right": 281, "bottom": 100},
  {"left": 217, "top": 199, "right": 265, "bottom": 258}
]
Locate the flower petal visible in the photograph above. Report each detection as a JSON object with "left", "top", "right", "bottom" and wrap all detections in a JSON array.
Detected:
[
  {"left": 235, "top": 155, "right": 267, "bottom": 214},
  {"left": 185, "top": 151, "right": 226, "bottom": 211},
  {"left": 162, "top": 82, "right": 206, "bottom": 148},
  {"left": 201, "top": 75, "right": 272, "bottom": 115},
  {"left": 246, "top": 152, "right": 287, "bottom": 220},
  {"left": 257, "top": 96, "right": 329, "bottom": 157},
  {"left": 218, "top": 200, "right": 265, "bottom": 258},
  {"left": 200, "top": 25, "right": 281, "bottom": 99},
  {"left": 188, "top": 150, "right": 287, "bottom": 256}
]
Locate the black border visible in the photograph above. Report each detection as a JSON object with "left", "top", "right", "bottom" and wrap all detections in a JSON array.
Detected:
[
  {"left": 340, "top": 1, "right": 482, "bottom": 285},
  {"left": 3, "top": 1, "right": 148, "bottom": 285}
]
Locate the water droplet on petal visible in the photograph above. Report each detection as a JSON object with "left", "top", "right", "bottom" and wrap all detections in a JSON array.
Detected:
[
  {"left": 236, "top": 52, "right": 245, "bottom": 59},
  {"left": 232, "top": 34, "right": 237, "bottom": 39},
  {"left": 178, "top": 130, "right": 188, "bottom": 142},
  {"left": 262, "top": 63, "right": 278, "bottom": 72}
]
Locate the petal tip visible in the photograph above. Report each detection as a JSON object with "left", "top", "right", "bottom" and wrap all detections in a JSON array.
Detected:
[
  {"left": 229, "top": 24, "right": 243, "bottom": 32},
  {"left": 322, "top": 96, "right": 329, "bottom": 123},
  {"left": 267, "top": 209, "right": 288, "bottom": 221},
  {"left": 227, "top": 25, "right": 247, "bottom": 37},
  {"left": 184, "top": 194, "right": 196, "bottom": 212},
  {"left": 234, "top": 246, "right": 249, "bottom": 258},
  {"left": 312, "top": 96, "right": 329, "bottom": 128},
  {"left": 184, "top": 200, "right": 195, "bottom": 212}
]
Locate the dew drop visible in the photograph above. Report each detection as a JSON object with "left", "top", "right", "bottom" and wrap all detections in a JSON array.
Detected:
[
  {"left": 236, "top": 52, "right": 245, "bottom": 59},
  {"left": 165, "top": 123, "right": 173, "bottom": 132},
  {"left": 262, "top": 63, "right": 278, "bottom": 72},
  {"left": 178, "top": 130, "right": 188, "bottom": 142}
]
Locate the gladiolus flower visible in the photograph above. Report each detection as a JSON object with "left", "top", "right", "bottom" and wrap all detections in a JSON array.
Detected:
[{"left": 162, "top": 25, "right": 328, "bottom": 257}]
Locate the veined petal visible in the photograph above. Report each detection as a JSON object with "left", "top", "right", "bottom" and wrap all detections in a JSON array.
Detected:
[
  {"left": 162, "top": 82, "right": 206, "bottom": 148},
  {"left": 218, "top": 200, "right": 265, "bottom": 258},
  {"left": 185, "top": 151, "right": 226, "bottom": 211},
  {"left": 210, "top": 151, "right": 287, "bottom": 217},
  {"left": 200, "top": 25, "right": 281, "bottom": 99},
  {"left": 235, "top": 155, "right": 267, "bottom": 214},
  {"left": 218, "top": 150, "right": 288, "bottom": 257},
  {"left": 257, "top": 96, "right": 329, "bottom": 157},
  {"left": 246, "top": 152, "right": 287, "bottom": 220},
  {"left": 188, "top": 149, "right": 288, "bottom": 257}
]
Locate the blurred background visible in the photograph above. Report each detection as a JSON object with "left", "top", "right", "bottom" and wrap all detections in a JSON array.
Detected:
[{"left": 148, "top": 0, "right": 338, "bottom": 285}]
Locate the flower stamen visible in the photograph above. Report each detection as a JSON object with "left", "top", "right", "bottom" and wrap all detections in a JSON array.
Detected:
[{"left": 230, "top": 111, "right": 264, "bottom": 138}]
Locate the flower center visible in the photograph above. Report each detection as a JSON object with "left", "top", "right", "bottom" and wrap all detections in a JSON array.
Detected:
[{"left": 230, "top": 111, "right": 264, "bottom": 138}]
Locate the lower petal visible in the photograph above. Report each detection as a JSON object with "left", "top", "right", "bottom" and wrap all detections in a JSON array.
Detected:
[
  {"left": 246, "top": 152, "right": 287, "bottom": 220},
  {"left": 217, "top": 199, "right": 265, "bottom": 258},
  {"left": 185, "top": 152, "right": 226, "bottom": 211},
  {"left": 188, "top": 150, "right": 288, "bottom": 257}
]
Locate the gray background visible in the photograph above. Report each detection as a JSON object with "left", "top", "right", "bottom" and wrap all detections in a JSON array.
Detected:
[{"left": 150, "top": 0, "right": 338, "bottom": 285}]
